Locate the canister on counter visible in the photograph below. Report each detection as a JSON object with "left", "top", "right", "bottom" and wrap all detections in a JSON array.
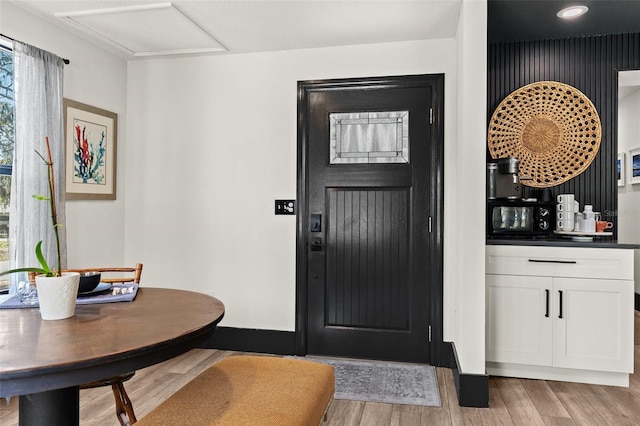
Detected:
[{"left": 487, "top": 162, "right": 497, "bottom": 199}]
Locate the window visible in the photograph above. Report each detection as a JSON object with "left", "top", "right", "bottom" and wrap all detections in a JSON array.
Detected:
[
  {"left": 329, "top": 111, "right": 409, "bottom": 164},
  {"left": 0, "top": 44, "right": 14, "bottom": 290}
]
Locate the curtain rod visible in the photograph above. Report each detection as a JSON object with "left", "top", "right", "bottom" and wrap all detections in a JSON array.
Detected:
[{"left": 0, "top": 33, "right": 70, "bottom": 65}]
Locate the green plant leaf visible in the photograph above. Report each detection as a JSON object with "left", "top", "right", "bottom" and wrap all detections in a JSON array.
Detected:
[
  {"left": 0, "top": 266, "right": 48, "bottom": 277},
  {"left": 35, "top": 240, "right": 52, "bottom": 273},
  {"left": 1, "top": 139, "right": 63, "bottom": 278}
]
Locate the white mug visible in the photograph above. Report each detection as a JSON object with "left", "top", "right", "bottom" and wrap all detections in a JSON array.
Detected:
[
  {"left": 557, "top": 203, "right": 575, "bottom": 212},
  {"left": 557, "top": 218, "right": 574, "bottom": 231},
  {"left": 557, "top": 194, "right": 575, "bottom": 204}
]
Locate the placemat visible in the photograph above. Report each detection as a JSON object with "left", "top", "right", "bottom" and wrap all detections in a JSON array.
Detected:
[{"left": 0, "top": 284, "right": 138, "bottom": 309}]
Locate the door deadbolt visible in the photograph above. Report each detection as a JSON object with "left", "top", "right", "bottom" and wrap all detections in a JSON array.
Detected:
[{"left": 310, "top": 214, "right": 321, "bottom": 232}]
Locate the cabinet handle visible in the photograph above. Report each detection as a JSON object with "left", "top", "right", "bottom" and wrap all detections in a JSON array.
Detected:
[
  {"left": 545, "top": 289, "right": 550, "bottom": 318},
  {"left": 558, "top": 290, "right": 563, "bottom": 319},
  {"left": 528, "top": 259, "right": 577, "bottom": 264}
]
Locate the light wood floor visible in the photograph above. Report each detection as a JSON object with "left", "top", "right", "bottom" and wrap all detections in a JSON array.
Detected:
[{"left": 2, "top": 311, "right": 639, "bottom": 425}]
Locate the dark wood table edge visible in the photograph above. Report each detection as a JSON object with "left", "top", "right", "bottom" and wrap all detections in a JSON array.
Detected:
[
  {"left": 0, "top": 289, "right": 225, "bottom": 426},
  {"left": 14, "top": 321, "right": 223, "bottom": 426},
  {"left": 0, "top": 313, "right": 224, "bottom": 398}
]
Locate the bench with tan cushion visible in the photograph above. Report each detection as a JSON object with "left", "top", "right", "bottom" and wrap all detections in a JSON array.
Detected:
[{"left": 136, "top": 355, "right": 335, "bottom": 426}]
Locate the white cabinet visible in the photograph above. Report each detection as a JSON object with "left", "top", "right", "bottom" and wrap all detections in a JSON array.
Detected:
[
  {"left": 486, "top": 274, "right": 552, "bottom": 366},
  {"left": 553, "top": 277, "right": 632, "bottom": 373},
  {"left": 486, "top": 245, "right": 634, "bottom": 386}
]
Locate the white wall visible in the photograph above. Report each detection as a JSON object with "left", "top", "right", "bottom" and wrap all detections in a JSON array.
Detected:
[
  {"left": 4, "top": 0, "right": 488, "bottom": 376},
  {"left": 618, "top": 86, "right": 640, "bottom": 242},
  {"left": 125, "top": 40, "right": 459, "bottom": 332},
  {"left": 452, "top": 0, "right": 487, "bottom": 375},
  {"left": 617, "top": 81, "right": 640, "bottom": 293},
  {"left": 2, "top": 2, "right": 128, "bottom": 269}
]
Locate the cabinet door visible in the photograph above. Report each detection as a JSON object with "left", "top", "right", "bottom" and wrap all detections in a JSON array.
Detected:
[
  {"left": 553, "top": 278, "right": 634, "bottom": 373},
  {"left": 486, "top": 274, "right": 553, "bottom": 366}
]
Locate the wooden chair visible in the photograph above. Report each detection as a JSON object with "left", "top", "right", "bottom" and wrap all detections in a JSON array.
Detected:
[{"left": 64, "top": 263, "right": 143, "bottom": 426}]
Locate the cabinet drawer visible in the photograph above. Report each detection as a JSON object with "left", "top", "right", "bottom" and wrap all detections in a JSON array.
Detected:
[{"left": 486, "top": 245, "right": 633, "bottom": 280}]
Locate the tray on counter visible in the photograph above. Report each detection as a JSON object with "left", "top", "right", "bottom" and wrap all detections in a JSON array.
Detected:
[{"left": 553, "top": 230, "right": 613, "bottom": 242}]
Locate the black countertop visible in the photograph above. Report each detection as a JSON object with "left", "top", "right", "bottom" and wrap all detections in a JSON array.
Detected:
[{"left": 487, "top": 237, "right": 640, "bottom": 249}]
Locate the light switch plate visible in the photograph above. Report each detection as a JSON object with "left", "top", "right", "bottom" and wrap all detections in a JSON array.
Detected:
[{"left": 275, "top": 200, "right": 295, "bottom": 215}]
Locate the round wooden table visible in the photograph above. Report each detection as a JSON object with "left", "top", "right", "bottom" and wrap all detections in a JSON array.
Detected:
[{"left": 0, "top": 288, "right": 225, "bottom": 426}]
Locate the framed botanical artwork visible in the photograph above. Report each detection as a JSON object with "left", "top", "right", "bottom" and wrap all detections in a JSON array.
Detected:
[
  {"left": 618, "top": 152, "right": 625, "bottom": 187},
  {"left": 630, "top": 147, "right": 640, "bottom": 185},
  {"left": 64, "top": 99, "right": 117, "bottom": 200}
]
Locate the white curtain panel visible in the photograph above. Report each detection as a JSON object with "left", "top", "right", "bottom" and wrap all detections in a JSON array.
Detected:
[{"left": 10, "top": 41, "right": 66, "bottom": 279}]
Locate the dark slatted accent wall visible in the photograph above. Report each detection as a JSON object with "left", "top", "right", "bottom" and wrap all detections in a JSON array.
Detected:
[
  {"left": 326, "top": 188, "right": 409, "bottom": 330},
  {"left": 488, "top": 33, "right": 640, "bottom": 237}
]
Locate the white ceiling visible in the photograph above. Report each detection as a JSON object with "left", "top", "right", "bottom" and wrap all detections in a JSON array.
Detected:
[{"left": 10, "top": 0, "right": 463, "bottom": 58}]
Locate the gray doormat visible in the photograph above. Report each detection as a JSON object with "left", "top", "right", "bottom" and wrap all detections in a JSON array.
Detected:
[{"left": 300, "top": 357, "right": 441, "bottom": 407}]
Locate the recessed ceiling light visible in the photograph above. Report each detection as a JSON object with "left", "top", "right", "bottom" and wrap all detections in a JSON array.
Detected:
[{"left": 557, "top": 5, "right": 589, "bottom": 19}]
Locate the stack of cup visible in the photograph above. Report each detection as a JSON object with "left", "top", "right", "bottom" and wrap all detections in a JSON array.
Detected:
[{"left": 556, "top": 194, "right": 575, "bottom": 231}]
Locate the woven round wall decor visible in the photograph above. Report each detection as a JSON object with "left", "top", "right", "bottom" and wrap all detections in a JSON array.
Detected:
[{"left": 487, "top": 81, "right": 601, "bottom": 188}]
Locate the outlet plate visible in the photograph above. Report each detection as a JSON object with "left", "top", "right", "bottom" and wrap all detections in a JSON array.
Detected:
[{"left": 275, "top": 200, "right": 295, "bottom": 215}]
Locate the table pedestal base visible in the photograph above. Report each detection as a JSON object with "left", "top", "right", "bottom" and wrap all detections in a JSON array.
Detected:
[{"left": 20, "top": 387, "right": 79, "bottom": 426}]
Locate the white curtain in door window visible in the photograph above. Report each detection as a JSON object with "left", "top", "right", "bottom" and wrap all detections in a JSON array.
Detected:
[
  {"left": 10, "top": 41, "right": 66, "bottom": 278},
  {"left": 329, "top": 111, "right": 409, "bottom": 164}
]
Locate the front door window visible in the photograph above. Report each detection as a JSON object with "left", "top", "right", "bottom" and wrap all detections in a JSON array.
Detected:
[{"left": 329, "top": 111, "right": 409, "bottom": 164}]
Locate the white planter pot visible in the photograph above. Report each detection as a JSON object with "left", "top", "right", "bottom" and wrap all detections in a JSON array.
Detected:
[{"left": 35, "top": 272, "right": 80, "bottom": 320}]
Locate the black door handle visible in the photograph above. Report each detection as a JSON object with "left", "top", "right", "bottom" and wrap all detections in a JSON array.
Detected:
[
  {"left": 310, "top": 238, "right": 328, "bottom": 252},
  {"left": 545, "top": 289, "right": 550, "bottom": 318},
  {"left": 558, "top": 290, "right": 563, "bottom": 319}
]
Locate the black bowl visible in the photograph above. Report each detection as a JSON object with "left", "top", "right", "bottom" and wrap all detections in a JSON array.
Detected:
[{"left": 78, "top": 272, "right": 101, "bottom": 293}]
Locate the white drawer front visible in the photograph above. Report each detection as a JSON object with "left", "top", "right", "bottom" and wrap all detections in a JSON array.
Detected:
[{"left": 486, "top": 245, "right": 634, "bottom": 280}]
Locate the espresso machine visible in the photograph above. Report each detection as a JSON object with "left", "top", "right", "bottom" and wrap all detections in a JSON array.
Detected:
[
  {"left": 486, "top": 157, "right": 553, "bottom": 239},
  {"left": 487, "top": 156, "right": 523, "bottom": 199}
]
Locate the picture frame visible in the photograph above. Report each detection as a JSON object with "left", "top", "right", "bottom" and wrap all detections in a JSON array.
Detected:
[
  {"left": 629, "top": 147, "right": 640, "bottom": 185},
  {"left": 64, "top": 98, "right": 117, "bottom": 200},
  {"left": 618, "top": 152, "right": 625, "bottom": 187}
]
